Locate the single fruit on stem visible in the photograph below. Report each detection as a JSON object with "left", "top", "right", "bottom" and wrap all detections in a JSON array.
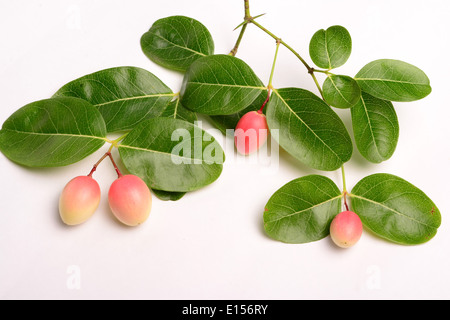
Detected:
[
  {"left": 108, "top": 175, "right": 152, "bottom": 226},
  {"left": 59, "top": 176, "right": 101, "bottom": 226},
  {"left": 234, "top": 111, "right": 269, "bottom": 155},
  {"left": 330, "top": 210, "right": 363, "bottom": 248}
]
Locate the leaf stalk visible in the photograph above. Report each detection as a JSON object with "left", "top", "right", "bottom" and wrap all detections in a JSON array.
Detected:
[{"left": 238, "top": 0, "right": 326, "bottom": 98}]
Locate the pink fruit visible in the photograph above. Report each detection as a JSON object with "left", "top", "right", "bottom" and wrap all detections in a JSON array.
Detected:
[
  {"left": 59, "top": 176, "right": 101, "bottom": 226},
  {"left": 234, "top": 111, "right": 269, "bottom": 155},
  {"left": 108, "top": 175, "right": 152, "bottom": 226},
  {"left": 330, "top": 210, "right": 363, "bottom": 248}
]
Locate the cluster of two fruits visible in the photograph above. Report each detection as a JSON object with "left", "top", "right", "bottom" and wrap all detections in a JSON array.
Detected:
[{"left": 59, "top": 172, "right": 152, "bottom": 227}]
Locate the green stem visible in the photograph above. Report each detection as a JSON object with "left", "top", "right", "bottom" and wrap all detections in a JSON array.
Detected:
[
  {"left": 250, "top": 20, "right": 312, "bottom": 71},
  {"left": 310, "top": 72, "right": 325, "bottom": 100},
  {"left": 313, "top": 68, "right": 333, "bottom": 75},
  {"left": 113, "top": 133, "right": 129, "bottom": 145},
  {"left": 230, "top": 0, "right": 260, "bottom": 56},
  {"left": 105, "top": 132, "right": 129, "bottom": 148},
  {"left": 341, "top": 165, "right": 349, "bottom": 211},
  {"left": 268, "top": 39, "right": 281, "bottom": 88},
  {"left": 242, "top": 0, "right": 327, "bottom": 98},
  {"left": 229, "top": 22, "right": 248, "bottom": 56},
  {"left": 244, "top": 0, "right": 250, "bottom": 18},
  {"left": 249, "top": 19, "right": 325, "bottom": 97},
  {"left": 258, "top": 39, "right": 280, "bottom": 114},
  {"left": 341, "top": 165, "right": 347, "bottom": 192}
]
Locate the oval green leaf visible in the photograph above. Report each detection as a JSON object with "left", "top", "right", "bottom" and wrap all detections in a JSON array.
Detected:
[
  {"left": 0, "top": 97, "right": 106, "bottom": 167},
  {"left": 350, "top": 173, "right": 441, "bottom": 245},
  {"left": 309, "top": 25, "right": 352, "bottom": 70},
  {"left": 264, "top": 175, "right": 343, "bottom": 244},
  {"left": 351, "top": 92, "right": 399, "bottom": 163},
  {"left": 180, "top": 54, "right": 266, "bottom": 115},
  {"left": 354, "top": 59, "right": 431, "bottom": 102},
  {"left": 266, "top": 88, "right": 353, "bottom": 171},
  {"left": 54, "top": 66, "right": 174, "bottom": 133},
  {"left": 118, "top": 117, "right": 224, "bottom": 192},
  {"left": 323, "top": 75, "right": 361, "bottom": 109},
  {"left": 141, "top": 15, "right": 214, "bottom": 72},
  {"left": 161, "top": 97, "right": 197, "bottom": 123}
]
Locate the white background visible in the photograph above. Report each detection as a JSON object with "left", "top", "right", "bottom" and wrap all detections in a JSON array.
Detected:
[{"left": 1, "top": 0, "right": 449, "bottom": 300}]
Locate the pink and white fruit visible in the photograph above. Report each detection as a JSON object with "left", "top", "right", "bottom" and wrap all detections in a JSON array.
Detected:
[
  {"left": 330, "top": 210, "right": 363, "bottom": 248},
  {"left": 108, "top": 175, "right": 152, "bottom": 226},
  {"left": 234, "top": 111, "right": 269, "bottom": 155},
  {"left": 59, "top": 176, "right": 101, "bottom": 226}
]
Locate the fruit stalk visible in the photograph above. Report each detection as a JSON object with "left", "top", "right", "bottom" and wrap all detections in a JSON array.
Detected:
[
  {"left": 107, "top": 152, "right": 122, "bottom": 178},
  {"left": 88, "top": 146, "right": 113, "bottom": 177},
  {"left": 87, "top": 144, "right": 123, "bottom": 179},
  {"left": 341, "top": 165, "right": 349, "bottom": 211}
]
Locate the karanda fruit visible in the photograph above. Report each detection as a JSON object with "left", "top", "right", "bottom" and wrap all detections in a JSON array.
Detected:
[
  {"left": 234, "top": 111, "right": 269, "bottom": 155},
  {"left": 330, "top": 210, "right": 363, "bottom": 248},
  {"left": 59, "top": 176, "right": 101, "bottom": 226},
  {"left": 108, "top": 174, "right": 152, "bottom": 226}
]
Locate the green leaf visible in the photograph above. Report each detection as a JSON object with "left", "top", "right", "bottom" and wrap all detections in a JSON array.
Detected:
[
  {"left": 351, "top": 92, "right": 399, "bottom": 163},
  {"left": 54, "top": 66, "right": 174, "bottom": 133},
  {"left": 350, "top": 173, "right": 441, "bottom": 245},
  {"left": 208, "top": 90, "right": 268, "bottom": 134},
  {"left": 0, "top": 97, "right": 106, "bottom": 167},
  {"left": 151, "top": 189, "right": 186, "bottom": 201},
  {"left": 180, "top": 54, "right": 266, "bottom": 115},
  {"left": 266, "top": 88, "right": 353, "bottom": 171},
  {"left": 309, "top": 25, "right": 352, "bottom": 69},
  {"left": 141, "top": 15, "right": 214, "bottom": 72},
  {"left": 161, "top": 97, "right": 197, "bottom": 123},
  {"left": 323, "top": 75, "right": 361, "bottom": 109},
  {"left": 118, "top": 117, "right": 224, "bottom": 192},
  {"left": 354, "top": 59, "right": 431, "bottom": 102},
  {"left": 264, "top": 175, "right": 343, "bottom": 244}
]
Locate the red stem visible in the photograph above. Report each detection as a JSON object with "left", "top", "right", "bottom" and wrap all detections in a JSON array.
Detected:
[
  {"left": 343, "top": 192, "right": 349, "bottom": 211},
  {"left": 107, "top": 152, "right": 122, "bottom": 178},
  {"left": 258, "top": 89, "right": 271, "bottom": 114},
  {"left": 87, "top": 152, "right": 109, "bottom": 177},
  {"left": 87, "top": 151, "right": 122, "bottom": 178}
]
